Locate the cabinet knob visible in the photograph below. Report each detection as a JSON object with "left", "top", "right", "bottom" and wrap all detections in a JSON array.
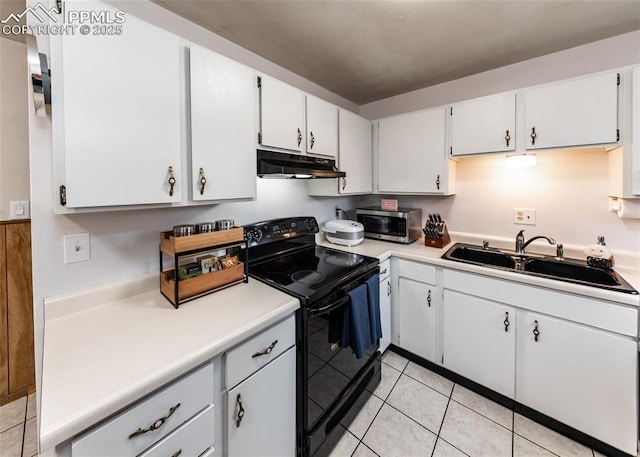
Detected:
[
  {"left": 530, "top": 126, "right": 537, "bottom": 145},
  {"left": 533, "top": 320, "right": 540, "bottom": 342},
  {"left": 504, "top": 312, "right": 510, "bottom": 332},
  {"left": 427, "top": 289, "right": 431, "bottom": 307},
  {"left": 297, "top": 128, "right": 302, "bottom": 147},
  {"left": 199, "top": 168, "right": 207, "bottom": 196},
  {"left": 342, "top": 177, "right": 347, "bottom": 191},
  {"left": 235, "top": 393, "right": 245, "bottom": 427},
  {"left": 167, "top": 166, "right": 176, "bottom": 197},
  {"left": 505, "top": 129, "right": 511, "bottom": 147},
  {"left": 310, "top": 131, "right": 315, "bottom": 149}
]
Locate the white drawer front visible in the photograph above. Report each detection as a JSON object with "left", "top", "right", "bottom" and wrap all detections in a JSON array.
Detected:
[
  {"left": 379, "top": 259, "right": 391, "bottom": 281},
  {"left": 226, "top": 314, "right": 295, "bottom": 389},
  {"left": 72, "top": 362, "right": 214, "bottom": 457},
  {"left": 398, "top": 259, "right": 436, "bottom": 285},
  {"left": 139, "top": 405, "right": 215, "bottom": 457}
]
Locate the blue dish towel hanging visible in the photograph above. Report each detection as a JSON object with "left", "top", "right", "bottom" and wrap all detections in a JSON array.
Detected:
[
  {"left": 366, "top": 274, "right": 382, "bottom": 342},
  {"left": 341, "top": 284, "right": 373, "bottom": 359}
]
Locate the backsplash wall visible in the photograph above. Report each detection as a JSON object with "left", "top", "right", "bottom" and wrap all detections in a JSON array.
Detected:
[{"left": 362, "top": 148, "right": 640, "bottom": 255}]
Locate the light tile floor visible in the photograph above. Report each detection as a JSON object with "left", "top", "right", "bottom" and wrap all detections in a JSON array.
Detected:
[
  {"left": 0, "top": 393, "right": 37, "bottom": 457},
  {"left": 331, "top": 350, "right": 614, "bottom": 457}
]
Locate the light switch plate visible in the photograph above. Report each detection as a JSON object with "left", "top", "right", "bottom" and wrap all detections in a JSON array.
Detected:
[
  {"left": 9, "top": 201, "right": 30, "bottom": 219},
  {"left": 63, "top": 233, "right": 91, "bottom": 264}
]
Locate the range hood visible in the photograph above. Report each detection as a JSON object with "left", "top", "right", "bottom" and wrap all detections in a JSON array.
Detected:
[{"left": 257, "top": 150, "right": 346, "bottom": 179}]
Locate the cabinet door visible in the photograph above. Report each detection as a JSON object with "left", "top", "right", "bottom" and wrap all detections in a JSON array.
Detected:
[
  {"left": 53, "top": 0, "right": 183, "bottom": 207},
  {"left": 259, "top": 76, "right": 305, "bottom": 153},
  {"left": 378, "top": 107, "right": 446, "bottom": 194},
  {"left": 339, "top": 110, "right": 372, "bottom": 194},
  {"left": 524, "top": 71, "right": 619, "bottom": 150},
  {"left": 516, "top": 313, "right": 637, "bottom": 455},
  {"left": 227, "top": 348, "right": 296, "bottom": 457},
  {"left": 450, "top": 92, "right": 516, "bottom": 156},
  {"left": 306, "top": 95, "right": 338, "bottom": 158},
  {"left": 398, "top": 278, "right": 437, "bottom": 362},
  {"left": 443, "top": 290, "right": 515, "bottom": 398},
  {"left": 379, "top": 277, "right": 392, "bottom": 353},
  {"left": 190, "top": 45, "right": 256, "bottom": 201}
]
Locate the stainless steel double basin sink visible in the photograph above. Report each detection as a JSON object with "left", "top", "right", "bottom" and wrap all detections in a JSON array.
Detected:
[{"left": 442, "top": 243, "right": 638, "bottom": 294}]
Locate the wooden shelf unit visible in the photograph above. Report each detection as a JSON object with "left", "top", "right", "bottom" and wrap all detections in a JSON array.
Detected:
[{"left": 159, "top": 227, "right": 248, "bottom": 308}]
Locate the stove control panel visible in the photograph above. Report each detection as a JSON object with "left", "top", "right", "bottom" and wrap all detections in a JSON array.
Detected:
[{"left": 244, "top": 217, "right": 319, "bottom": 247}]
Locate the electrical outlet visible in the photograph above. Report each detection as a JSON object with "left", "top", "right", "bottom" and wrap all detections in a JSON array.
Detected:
[
  {"left": 513, "top": 208, "right": 536, "bottom": 225},
  {"left": 63, "top": 233, "right": 91, "bottom": 264}
]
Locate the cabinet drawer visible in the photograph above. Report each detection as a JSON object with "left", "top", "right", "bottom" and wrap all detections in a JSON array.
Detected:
[
  {"left": 139, "top": 405, "right": 215, "bottom": 457},
  {"left": 398, "top": 259, "right": 436, "bottom": 285},
  {"left": 379, "top": 259, "right": 391, "bottom": 281},
  {"left": 72, "top": 362, "right": 214, "bottom": 457},
  {"left": 226, "top": 315, "right": 295, "bottom": 389}
]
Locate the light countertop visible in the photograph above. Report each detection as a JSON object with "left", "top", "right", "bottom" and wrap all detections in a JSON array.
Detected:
[
  {"left": 316, "top": 233, "right": 640, "bottom": 307},
  {"left": 40, "top": 277, "right": 299, "bottom": 452}
]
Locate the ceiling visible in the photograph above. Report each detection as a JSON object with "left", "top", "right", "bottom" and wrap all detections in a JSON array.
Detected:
[{"left": 153, "top": 0, "right": 640, "bottom": 105}]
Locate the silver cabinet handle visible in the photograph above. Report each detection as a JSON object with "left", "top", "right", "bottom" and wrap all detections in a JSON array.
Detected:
[
  {"left": 128, "top": 403, "right": 180, "bottom": 439},
  {"left": 235, "top": 393, "right": 245, "bottom": 427},
  {"left": 252, "top": 340, "right": 278, "bottom": 358},
  {"left": 387, "top": 281, "right": 391, "bottom": 296},
  {"left": 427, "top": 289, "right": 431, "bottom": 307},
  {"left": 504, "top": 312, "right": 510, "bottom": 332},
  {"left": 341, "top": 177, "right": 347, "bottom": 191},
  {"left": 436, "top": 174, "right": 441, "bottom": 190},
  {"left": 380, "top": 268, "right": 388, "bottom": 275},
  {"left": 310, "top": 131, "right": 315, "bottom": 149},
  {"left": 168, "top": 166, "right": 176, "bottom": 197},
  {"left": 199, "top": 168, "right": 207, "bottom": 195},
  {"left": 533, "top": 320, "right": 540, "bottom": 342},
  {"left": 297, "top": 128, "right": 302, "bottom": 147},
  {"left": 171, "top": 451, "right": 182, "bottom": 457},
  {"left": 530, "top": 126, "right": 537, "bottom": 145},
  {"left": 505, "top": 129, "right": 511, "bottom": 147}
]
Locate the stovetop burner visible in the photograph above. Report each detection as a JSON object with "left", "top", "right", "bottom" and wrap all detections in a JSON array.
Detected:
[
  {"left": 324, "top": 253, "right": 363, "bottom": 267},
  {"left": 292, "top": 270, "right": 326, "bottom": 285}
]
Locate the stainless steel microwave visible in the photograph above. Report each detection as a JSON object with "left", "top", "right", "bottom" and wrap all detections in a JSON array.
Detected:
[{"left": 356, "top": 207, "right": 422, "bottom": 244}]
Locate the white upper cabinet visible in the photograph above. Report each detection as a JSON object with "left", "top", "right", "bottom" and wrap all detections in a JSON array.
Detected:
[
  {"left": 190, "top": 44, "right": 256, "bottom": 201},
  {"left": 305, "top": 95, "right": 338, "bottom": 158},
  {"left": 258, "top": 75, "right": 305, "bottom": 153},
  {"left": 338, "top": 110, "right": 372, "bottom": 194},
  {"left": 524, "top": 71, "right": 619, "bottom": 150},
  {"left": 449, "top": 92, "right": 516, "bottom": 156},
  {"left": 378, "top": 107, "right": 453, "bottom": 194},
  {"left": 52, "top": 0, "right": 183, "bottom": 208}
]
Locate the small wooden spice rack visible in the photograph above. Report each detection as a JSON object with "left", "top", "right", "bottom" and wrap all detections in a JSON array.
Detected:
[{"left": 159, "top": 227, "right": 248, "bottom": 308}]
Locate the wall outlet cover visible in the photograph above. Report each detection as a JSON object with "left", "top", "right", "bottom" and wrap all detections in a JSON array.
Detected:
[{"left": 513, "top": 208, "right": 536, "bottom": 225}]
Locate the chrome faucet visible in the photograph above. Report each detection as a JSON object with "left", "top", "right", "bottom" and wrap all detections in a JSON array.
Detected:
[{"left": 515, "top": 230, "right": 556, "bottom": 255}]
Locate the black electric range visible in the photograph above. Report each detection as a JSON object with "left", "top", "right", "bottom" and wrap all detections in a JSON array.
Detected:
[{"left": 244, "top": 217, "right": 382, "bottom": 457}]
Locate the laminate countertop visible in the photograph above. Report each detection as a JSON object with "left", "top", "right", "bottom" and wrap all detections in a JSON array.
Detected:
[{"left": 39, "top": 277, "right": 299, "bottom": 452}]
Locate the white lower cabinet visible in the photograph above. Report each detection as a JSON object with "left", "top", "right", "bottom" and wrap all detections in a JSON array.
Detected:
[
  {"left": 71, "top": 362, "right": 215, "bottom": 457},
  {"left": 516, "top": 312, "right": 637, "bottom": 456},
  {"left": 442, "top": 290, "right": 515, "bottom": 398},
  {"left": 227, "top": 348, "right": 296, "bottom": 457},
  {"left": 379, "top": 259, "right": 392, "bottom": 353},
  {"left": 397, "top": 260, "right": 437, "bottom": 362}
]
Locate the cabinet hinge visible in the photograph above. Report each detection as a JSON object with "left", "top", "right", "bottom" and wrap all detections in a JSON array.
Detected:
[
  {"left": 441, "top": 354, "right": 444, "bottom": 364},
  {"left": 616, "top": 129, "right": 620, "bottom": 142},
  {"left": 257, "top": 76, "right": 262, "bottom": 88},
  {"left": 450, "top": 107, "right": 453, "bottom": 116},
  {"left": 617, "top": 73, "right": 620, "bottom": 86},
  {"left": 258, "top": 132, "right": 262, "bottom": 144},
  {"left": 450, "top": 146, "right": 453, "bottom": 155},
  {"left": 59, "top": 185, "right": 67, "bottom": 206}
]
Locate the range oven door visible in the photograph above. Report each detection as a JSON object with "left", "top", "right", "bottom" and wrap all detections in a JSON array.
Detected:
[{"left": 299, "top": 291, "right": 381, "bottom": 457}]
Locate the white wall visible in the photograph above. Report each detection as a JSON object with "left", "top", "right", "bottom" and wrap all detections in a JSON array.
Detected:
[{"left": 0, "top": 37, "right": 30, "bottom": 221}]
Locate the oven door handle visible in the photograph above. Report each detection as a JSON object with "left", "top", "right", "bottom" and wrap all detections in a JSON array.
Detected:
[{"left": 309, "top": 295, "right": 350, "bottom": 317}]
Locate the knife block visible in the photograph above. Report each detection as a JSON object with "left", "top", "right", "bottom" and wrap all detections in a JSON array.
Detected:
[{"left": 424, "top": 223, "right": 451, "bottom": 248}]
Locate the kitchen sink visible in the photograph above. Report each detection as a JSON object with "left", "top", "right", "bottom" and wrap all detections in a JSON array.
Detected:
[
  {"left": 442, "top": 243, "right": 638, "bottom": 294},
  {"left": 447, "top": 245, "right": 516, "bottom": 269}
]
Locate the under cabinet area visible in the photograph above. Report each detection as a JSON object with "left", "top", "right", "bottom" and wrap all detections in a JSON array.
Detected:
[
  {"left": 396, "top": 260, "right": 438, "bottom": 362},
  {"left": 225, "top": 315, "right": 296, "bottom": 457},
  {"left": 449, "top": 92, "right": 516, "bottom": 156},
  {"left": 51, "top": 0, "right": 184, "bottom": 209},
  {"left": 71, "top": 362, "right": 215, "bottom": 457},
  {"left": 189, "top": 44, "right": 257, "bottom": 202},
  {"left": 377, "top": 107, "right": 454, "bottom": 194},
  {"left": 524, "top": 71, "right": 619, "bottom": 150}
]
